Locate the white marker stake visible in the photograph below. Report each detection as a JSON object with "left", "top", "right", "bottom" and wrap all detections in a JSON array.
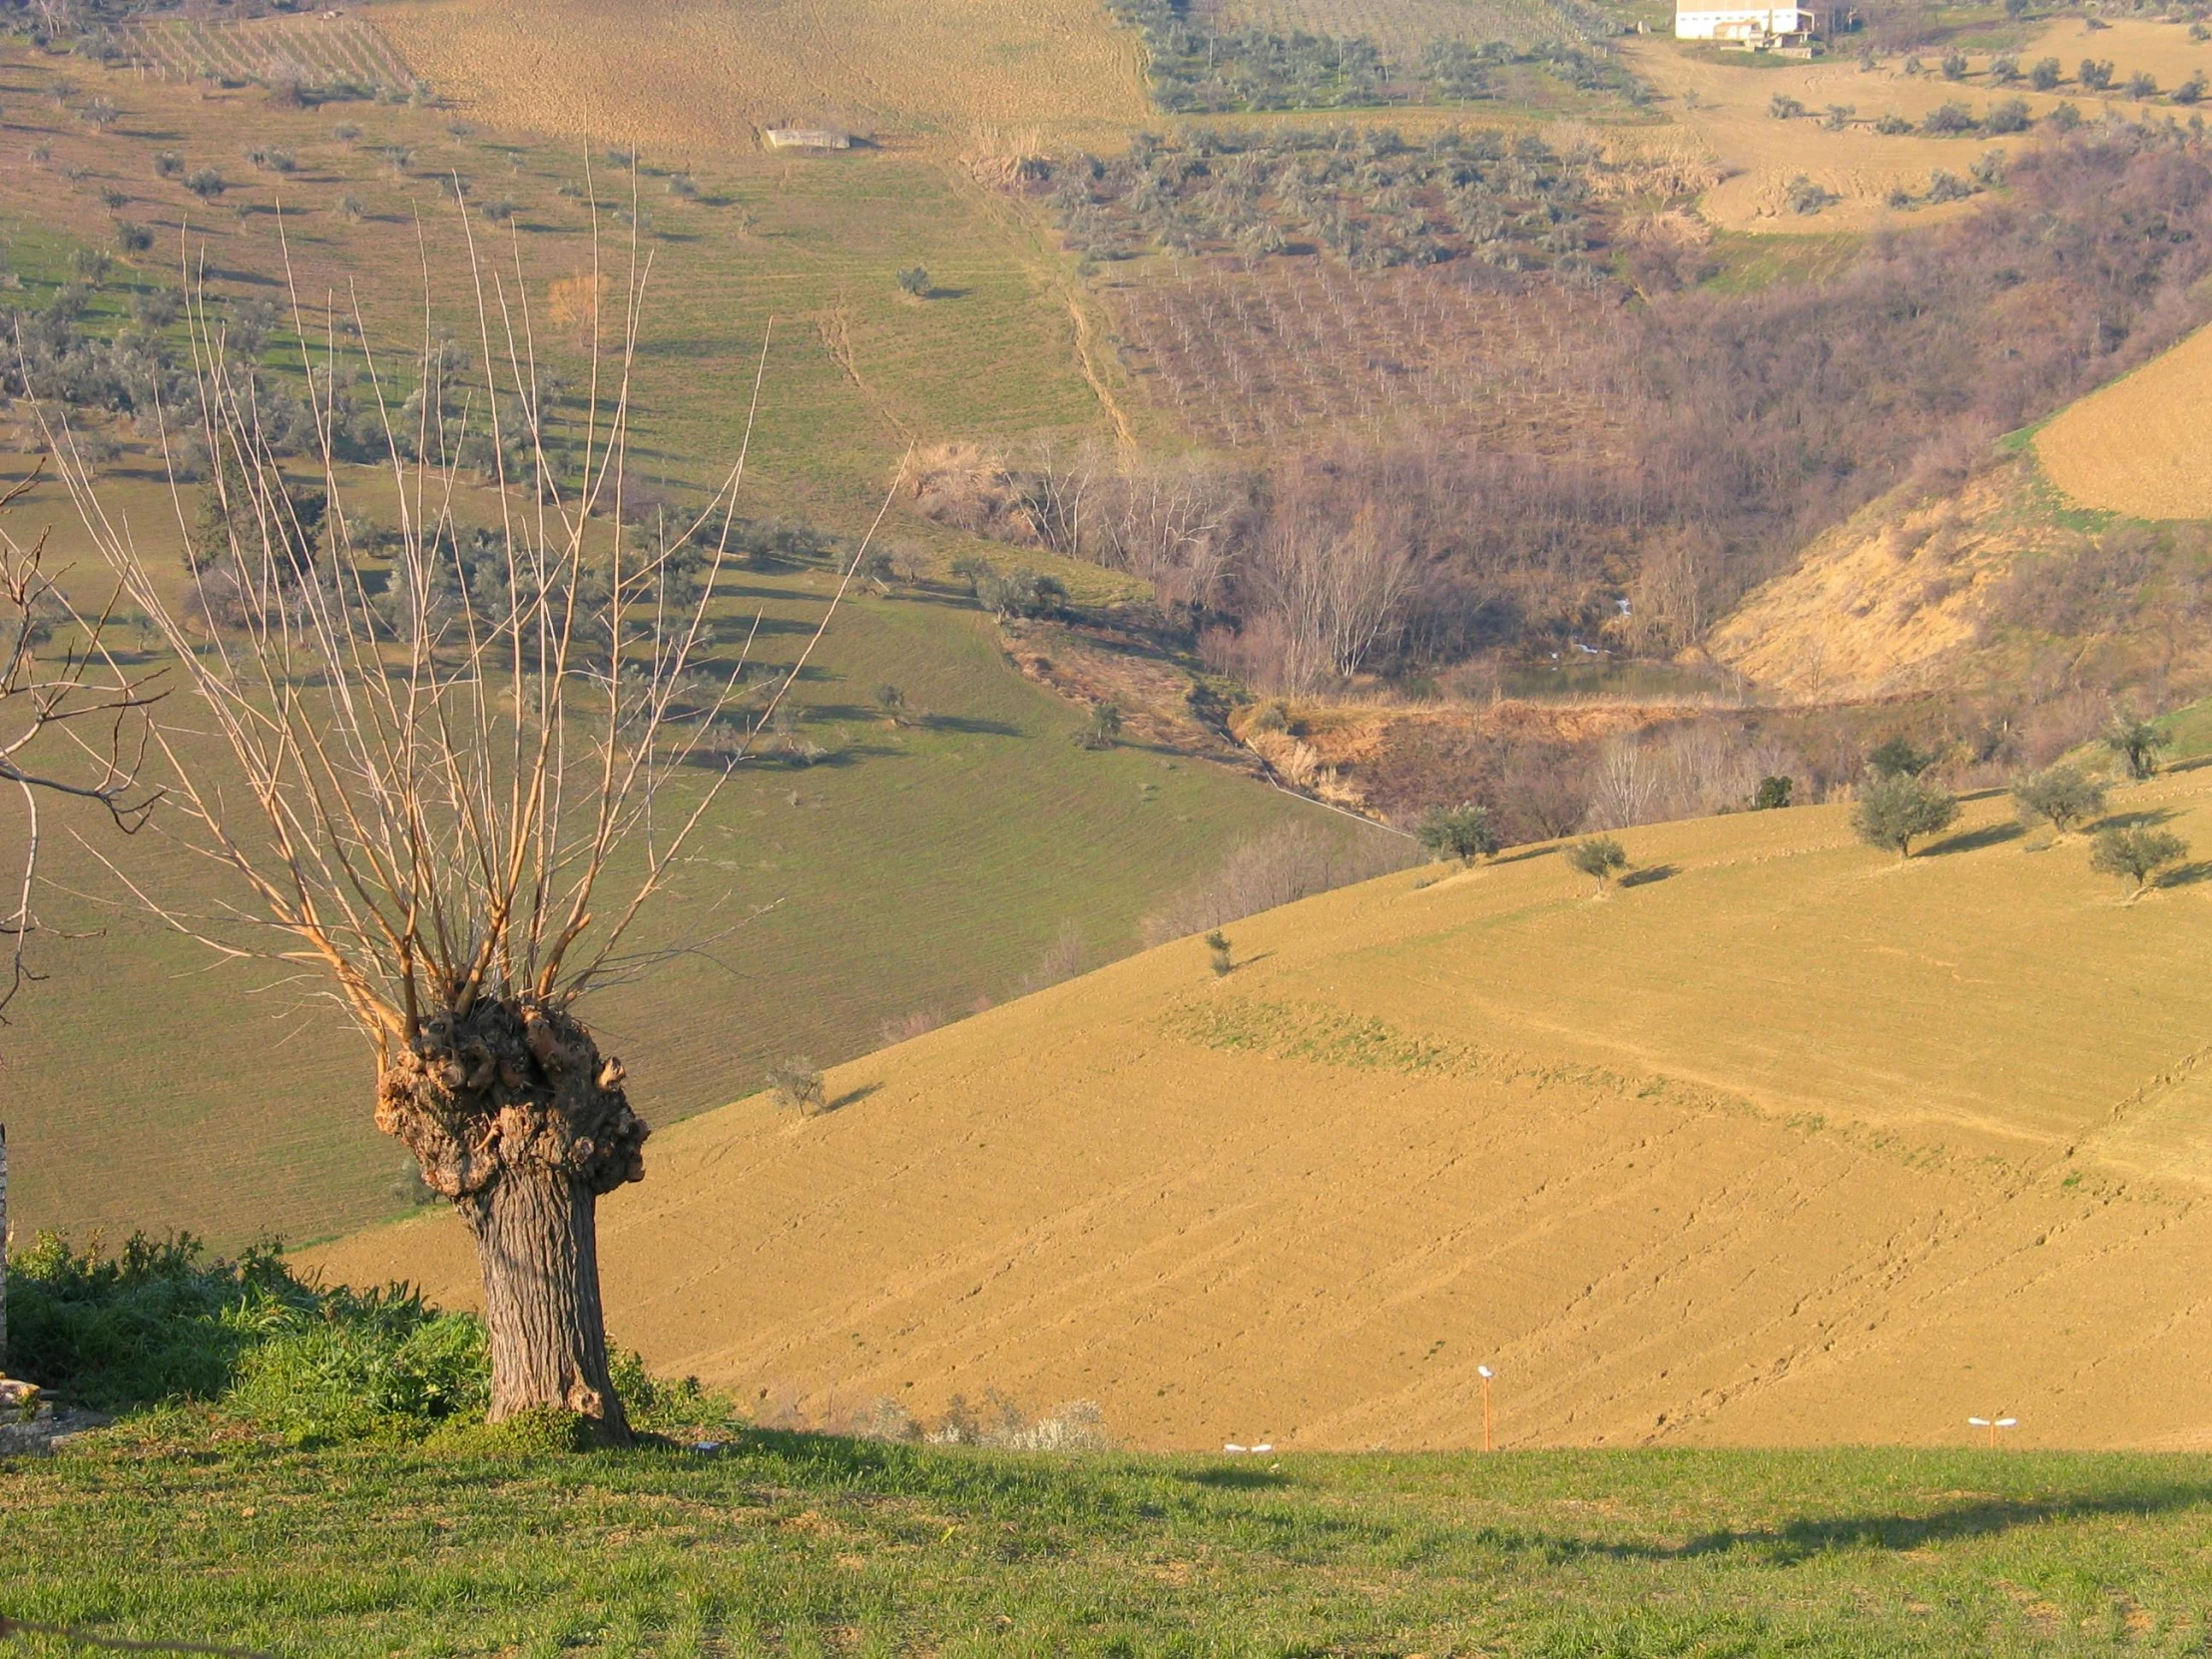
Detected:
[{"left": 1478, "top": 1366, "right": 1495, "bottom": 1452}]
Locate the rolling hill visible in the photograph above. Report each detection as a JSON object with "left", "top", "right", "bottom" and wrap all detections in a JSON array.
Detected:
[{"left": 310, "top": 765, "right": 2212, "bottom": 1451}]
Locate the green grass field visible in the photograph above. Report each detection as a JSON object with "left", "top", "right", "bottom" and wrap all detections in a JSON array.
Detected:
[
  {"left": 9, "top": 1426, "right": 2212, "bottom": 1655},
  {"left": 0, "top": 39, "right": 1355, "bottom": 1249}
]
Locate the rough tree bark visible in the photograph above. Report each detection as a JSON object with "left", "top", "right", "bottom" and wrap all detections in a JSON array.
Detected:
[{"left": 375, "top": 1001, "right": 647, "bottom": 1438}]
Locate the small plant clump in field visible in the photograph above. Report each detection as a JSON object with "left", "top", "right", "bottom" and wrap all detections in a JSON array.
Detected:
[
  {"left": 1074, "top": 701, "right": 1123, "bottom": 750},
  {"left": 896, "top": 265, "right": 931, "bottom": 296},
  {"left": 1566, "top": 834, "right": 1627, "bottom": 891},
  {"left": 1205, "top": 928, "right": 1234, "bottom": 975},
  {"left": 2010, "top": 764, "right": 2106, "bottom": 836},
  {"left": 2105, "top": 714, "right": 2165, "bottom": 781},
  {"left": 1852, "top": 774, "right": 1958, "bottom": 858},
  {"left": 766, "top": 1056, "right": 827, "bottom": 1115},
  {"left": 2089, "top": 825, "right": 2188, "bottom": 898},
  {"left": 1417, "top": 802, "right": 1498, "bottom": 864}
]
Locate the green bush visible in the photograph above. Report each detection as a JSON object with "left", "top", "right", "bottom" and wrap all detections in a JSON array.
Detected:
[
  {"left": 2010, "top": 764, "right": 2105, "bottom": 835},
  {"left": 1566, "top": 835, "right": 1627, "bottom": 890},
  {"left": 1852, "top": 775, "right": 1957, "bottom": 857},
  {"left": 1417, "top": 803, "right": 1498, "bottom": 864},
  {"left": 2090, "top": 825, "right": 2188, "bottom": 897},
  {"left": 7, "top": 1233, "right": 483, "bottom": 1433}
]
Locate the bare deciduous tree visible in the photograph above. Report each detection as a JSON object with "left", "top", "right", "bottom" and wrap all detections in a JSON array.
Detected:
[
  {"left": 0, "top": 460, "right": 162, "bottom": 1017},
  {"left": 41, "top": 215, "right": 876, "bottom": 1438},
  {"left": 1248, "top": 499, "right": 1415, "bottom": 692}
]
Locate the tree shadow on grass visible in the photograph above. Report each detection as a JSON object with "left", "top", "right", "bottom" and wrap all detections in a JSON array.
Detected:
[
  {"left": 1500, "top": 1484, "right": 2212, "bottom": 1567},
  {"left": 822, "top": 1082, "right": 880, "bottom": 1115},
  {"left": 2156, "top": 860, "right": 2212, "bottom": 889},
  {"left": 1924, "top": 820, "right": 2023, "bottom": 856},
  {"left": 1619, "top": 863, "right": 1678, "bottom": 888},
  {"left": 1177, "top": 1466, "right": 1291, "bottom": 1489}
]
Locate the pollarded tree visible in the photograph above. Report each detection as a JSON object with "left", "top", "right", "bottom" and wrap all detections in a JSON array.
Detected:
[
  {"left": 2010, "top": 763, "right": 2106, "bottom": 836},
  {"left": 42, "top": 215, "right": 872, "bottom": 1439},
  {"left": 2089, "top": 825, "right": 2188, "bottom": 899},
  {"left": 1566, "top": 834, "right": 1627, "bottom": 892},
  {"left": 1416, "top": 802, "right": 1497, "bottom": 865},
  {"left": 1852, "top": 774, "right": 1958, "bottom": 858}
]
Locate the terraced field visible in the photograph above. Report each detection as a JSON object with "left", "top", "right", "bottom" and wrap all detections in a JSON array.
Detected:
[
  {"left": 372, "top": 0, "right": 1149, "bottom": 152},
  {"left": 316, "top": 767, "right": 2212, "bottom": 1451},
  {"left": 2035, "top": 322, "right": 2212, "bottom": 520}
]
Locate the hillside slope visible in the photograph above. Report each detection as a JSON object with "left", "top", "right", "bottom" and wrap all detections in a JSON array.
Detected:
[{"left": 311, "top": 769, "right": 2212, "bottom": 1451}]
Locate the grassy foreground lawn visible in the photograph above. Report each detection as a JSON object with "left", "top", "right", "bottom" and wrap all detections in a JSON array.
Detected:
[{"left": 8, "top": 1431, "right": 2211, "bottom": 1656}]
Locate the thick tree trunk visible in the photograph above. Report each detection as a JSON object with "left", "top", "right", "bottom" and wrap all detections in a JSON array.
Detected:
[{"left": 374, "top": 999, "right": 647, "bottom": 1441}]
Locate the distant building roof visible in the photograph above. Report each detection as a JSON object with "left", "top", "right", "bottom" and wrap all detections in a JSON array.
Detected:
[{"left": 765, "top": 128, "right": 850, "bottom": 150}]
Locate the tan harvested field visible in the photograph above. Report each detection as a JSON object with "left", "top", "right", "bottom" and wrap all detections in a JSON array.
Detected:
[
  {"left": 314, "top": 771, "right": 2212, "bottom": 1451},
  {"left": 2035, "top": 322, "right": 2212, "bottom": 519},
  {"left": 374, "top": 0, "right": 1149, "bottom": 153},
  {"left": 1622, "top": 37, "right": 2150, "bottom": 234}
]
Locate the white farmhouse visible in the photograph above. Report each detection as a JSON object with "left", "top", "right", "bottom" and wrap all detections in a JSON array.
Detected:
[{"left": 1674, "top": 1, "right": 1823, "bottom": 46}]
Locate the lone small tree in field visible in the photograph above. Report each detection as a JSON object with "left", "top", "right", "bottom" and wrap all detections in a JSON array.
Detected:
[
  {"left": 45, "top": 212, "right": 876, "bottom": 1439},
  {"left": 896, "top": 266, "right": 931, "bottom": 298},
  {"left": 1205, "top": 929, "right": 1233, "bottom": 975},
  {"left": 1853, "top": 774, "right": 1958, "bottom": 858},
  {"left": 2089, "top": 825, "right": 2188, "bottom": 899},
  {"left": 2104, "top": 713, "right": 2165, "bottom": 782},
  {"left": 2010, "top": 764, "right": 2106, "bottom": 836},
  {"left": 1074, "top": 701, "right": 1122, "bottom": 750},
  {"left": 1416, "top": 802, "right": 1497, "bottom": 865},
  {"left": 1566, "top": 835, "right": 1627, "bottom": 892}
]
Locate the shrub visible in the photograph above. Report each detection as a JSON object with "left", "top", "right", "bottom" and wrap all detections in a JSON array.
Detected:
[
  {"left": 1852, "top": 774, "right": 1957, "bottom": 857},
  {"left": 2176, "top": 72, "right": 2207, "bottom": 105},
  {"left": 1923, "top": 101, "right": 1976, "bottom": 135},
  {"left": 1769, "top": 94, "right": 1806, "bottom": 120},
  {"left": 766, "top": 1056, "right": 826, "bottom": 1114},
  {"left": 184, "top": 167, "right": 227, "bottom": 200},
  {"left": 896, "top": 265, "right": 931, "bottom": 296},
  {"left": 2011, "top": 764, "right": 2106, "bottom": 834},
  {"left": 2048, "top": 101, "right": 2082, "bottom": 131},
  {"left": 114, "top": 221, "right": 153, "bottom": 254},
  {"left": 2105, "top": 714, "right": 2165, "bottom": 781},
  {"left": 1566, "top": 834, "right": 1627, "bottom": 890},
  {"left": 2029, "top": 57, "right": 2061, "bottom": 90},
  {"left": 1753, "top": 776, "right": 1794, "bottom": 811},
  {"left": 1786, "top": 176, "right": 1834, "bottom": 215},
  {"left": 1982, "top": 97, "right": 2031, "bottom": 134},
  {"left": 1940, "top": 50, "right": 1967, "bottom": 81},
  {"left": 1866, "top": 737, "right": 1935, "bottom": 780},
  {"left": 2079, "top": 59, "right": 2114, "bottom": 92},
  {"left": 1926, "top": 170, "right": 1974, "bottom": 203},
  {"left": 2089, "top": 825, "right": 2188, "bottom": 896},
  {"left": 1874, "top": 112, "right": 1915, "bottom": 135},
  {"left": 1205, "top": 928, "right": 1233, "bottom": 975},
  {"left": 1075, "top": 701, "right": 1124, "bottom": 750},
  {"left": 873, "top": 683, "right": 908, "bottom": 724},
  {"left": 5, "top": 1233, "right": 488, "bottom": 1436},
  {"left": 1989, "top": 55, "right": 2019, "bottom": 84},
  {"left": 1417, "top": 803, "right": 1498, "bottom": 864},
  {"left": 2124, "top": 71, "right": 2157, "bottom": 101},
  {"left": 155, "top": 150, "right": 186, "bottom": 180},
  {"left": 480, "top": 197, "right": 516, "bottom": 223}
]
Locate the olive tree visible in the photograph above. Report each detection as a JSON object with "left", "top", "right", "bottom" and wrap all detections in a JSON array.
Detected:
[
  {"left": 2010, "top": 764, "right": 2105, "bottom": 836},
  {"left": 2104, "top": 714, "right": 2165, "bottom": 782},
  {"left": 2089, "top": 825, "right": 2188, "bottom": 899},
  {"left": 1416, "top": 802, "right": 1497, "bottom": 865},
  {"left": 42, "top": 217, "right": 877, "bottom": 1439},
  {"left": 1566, "top": 834, "right": 1627, "bottom": 892},
  {"left": 1852, "top": 774, "right": 1958, "bottom": 858}
]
